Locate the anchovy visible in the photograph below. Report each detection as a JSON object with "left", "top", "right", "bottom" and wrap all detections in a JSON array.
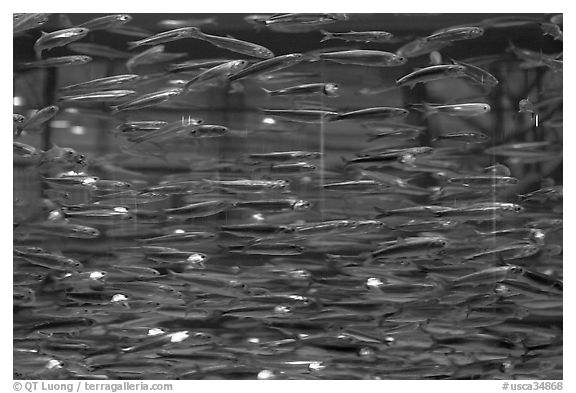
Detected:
[
  {"left": 315, "top": 50, "right": 406, "bottom": 67},
  {"left": 18, "top": 55, "right": 92, "bottom": 69},
  {"left": 58, "top": 90, "right": 136, "bottom": 103},
  {"left": 320, "top": 30, "right": 394, "bottom": 43},
  {"left": 263, "top": 83, "right": 339, "bottom": 97},
  {"left": 232, "top": 199, "right": 311, "bottom": 212},
  {"left": 110, "top": 88, "right": 182, "bottom": 112},
  {"left": 259, "top": 108, "right": 338, "bottom": 123},
  {"left": 59, "top": 74, "right": 140, "bottom": 93},
  {"left": 188, "top": 27, "right": 274, "bottom": 58},
  {"left": 34, "top": 28, "right": 90, "bottom": 58},
  {"left": 78, "top": 14, "right": 132, "bottom": 30},
  {"left": 396, "top": 64, "right": 467, "bottom": 87},
  {"left": 184, "top": 60, "right": 248, "bottom": 89},
  {"left": 127, "top": 27, "right": 199, "bottom": 49},
  {"left": 165, "top": 200, "right": 232, "bottom": 219},
  {"left": 228, "top": 53, "right": 304, "bottom": 81},
  {"left": 423, "top": 26, "right": 484, "bottom": 43},
  {"left": 226, "top": 242, "right": 305, "bottom": 256},
  {"left": 67, "top": 43, "right": 133, "bottom": 59}
]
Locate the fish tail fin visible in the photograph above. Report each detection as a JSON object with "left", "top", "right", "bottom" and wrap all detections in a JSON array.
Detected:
[
  {"left": 373, "top": 206, "right": 389, "bottom": 218},
  {"left": 109, "top": 105, "right": 121, "bottom": 114},
  {"left": 357, "top": 85, "right": 399, "bottom": 96},
  {"left": 261, "top": 87, "right": 273, "bottom": 96},
  {"left": 319, "top": 30, "right": 333, "bottom": 42},
  {"left": 427, "top": 272, "right": 453, "bottom": 292},
  {"left": 126, "top": 41, "right": 140, "bottom": 50}
]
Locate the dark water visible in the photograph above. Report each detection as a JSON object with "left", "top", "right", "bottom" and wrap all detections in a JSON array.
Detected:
[{"left": 13, "top": 13, "right": 562, "bottom": 380}]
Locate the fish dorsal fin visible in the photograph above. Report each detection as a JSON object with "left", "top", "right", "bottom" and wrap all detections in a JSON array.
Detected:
[{"left": 226, "top": 34, "right": 235, "bottom": 39}]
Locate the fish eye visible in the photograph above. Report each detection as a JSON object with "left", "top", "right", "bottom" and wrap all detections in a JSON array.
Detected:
[
  {"left": 510, "top": 266, "right": 524, "bottom": 274},
  {"left": 397, "top": 56, "right": 406, "bottom": 63}
]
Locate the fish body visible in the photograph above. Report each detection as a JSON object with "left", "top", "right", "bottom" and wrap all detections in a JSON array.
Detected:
[
  {"left": 14, "top": 13, "right": 51, "bottom": 35},
  {"left": 184, "top": 60, "right": 248, "bottom": 89},
  {"left": 413, "top": 102, "right": 491, "bottom": 117},
  {"left": 18, "top": 55, "right": 92, "bottom": 68},
  {"left": 446, "top": 175, "right": 518, "bottom": 187},
  {"left": 60, "top": 74, "right": 139, "bottom": 93},
  {"left": 540, "top": 22, "right": 563, "bottom": 41},
  {"left": 34, "top": 28, "right": 90, "bottom": 58},
  {"left": 263, "top": 83, "right": 339, "bottom": 97},
  {"left": 127, "top": 27, "right": 199, "bottom": 49},
  {"left": 433, "top": 131, "right": 490, "bottom": 143},
  {"left": 157, "top": 17, "right": 218, "bottom": 30},
  {"left": 259, "top": 109, "right": 338, "bottom": 123},
  {"left": 27, "top": 222, "right": 100, "bottom": 239},
  {"left": 322, "top": 180, "right": 387, "bottom": 192},
  {"left": 397, "top": 64, "right": 467, "bottom": 87},
  {"left": 139, "top": 231, "right": 216, "bottom": 244},
  {"left": 78, "top": 14, "right": 132, "bottom": 30},
  {"left": 165, "top": 200, "right": 232, "bottom": 219},
  {"left": 248, "top": 151, "right": 322, "bottom": 162},
  {"left": 316, "top": 50, "right": 406, "bottom": 67},
  {"left": 17, "top": 106, "right": 59, "bottom": 135},
  {"left": 264, "top": 13, "right": 347, "bottom": 26},
  {"left": 189, "top": 27, "right": 274, "bottom": 58},
  {"left": 111, "top": 88, "right": 182, "bottom": 112},
  {"left": 67, "top": 43, "right": 132, "bottom": 59},
  {"left": 228, "top": 53, "right": 304, "bottom": 81},
  {"left": 220, "top": 224, "right": 295, "bottom": 238},
  {"left": 320, "top": 30, "right": 393, "bottom": 43},
  {"left": 449, "top": 58, "right": 499, "bottom": 87},
  {"left": 333, "top": 107, "right": 409, "bottom": 121},
  {"left": 58, "top": 90, "right": 136, "bottom": 103},
  {"left": 226, "top": 242, "right": 305, "bottom": 256},
  {"left": 396, "top": 37, "right": 450, "bottom": 58},
  {"left": 204, "top": 178, "right": 289, "bottom": 192},
  {"left": 232, "top": 199, "right": 311, "bottom": 212},
  {"left": 13, "top": 142, "right": 41, "bottom": 159},
  {"left": 15, "top": 249, "right": 82, "bottom": 271},
  {"left": 371, "top": 236, "right": 449, "bottom": 260},
  {"left": 423, "top": 26, "right": 484, "bottom": 43}
]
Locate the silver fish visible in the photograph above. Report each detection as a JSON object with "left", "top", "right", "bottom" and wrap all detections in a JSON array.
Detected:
[
  {"left": 259, "top": 109, "right": 338, "bottom": 123},
  {"left": 320, "top": 30, "right": 394, "bottom": 43},
  {"left": 232, "top": 199, "right": 311, "bottom": 212},
  {"left": 188, "top": 27, "right": 274, "bottom": 58},
  {"left": 333, "top": 107, "right": 409, "bottom": 122},
  {"left": 228, "top": 53, "right": 304, "bottom": 81},
  {"left": 17, "top": 106, "right": 59, "bottom": 135},
  {"left": 315, "top": 50, "right": 406, "bottom": 67},
  {"left": 18, "top": 55, "right": 92, "bottom": 68},
  {"left": 412, "top": 102, "right": 491, "bottom": 117},
  {"left": 226, "top": 242, "right": 305, "bottom": 256},
  {"left": 423, "top": 26, "right": 484, "bottom": 43},
  {"left": 58, "top": 90, "right": 136, "bottom": 103},
  {"left": 67, "top": 43, "right": 132, "bottom": 59},
  {"left": 110, "top": 88, "right": 182, "bottom": 112},
  {"left": 184, "top": 60, "right": 248, "bottom": 89},
  {"left": 396, "top": 64, "right": 467, "bottom": 87},
  {"left": 34, "top": 28, "right": 90, "bottom": 58},
  {"left": 262, "top": 83, "right": 339, "bottom": 97},
  {"left": 78, "top": 14, "right": 132, "bottom": 31},
  {"left": 59, "top": 74, "right": 140, "bottom": 93},
  {"left": 127, "top": 27, "right": 199, "bottom": 49}
]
